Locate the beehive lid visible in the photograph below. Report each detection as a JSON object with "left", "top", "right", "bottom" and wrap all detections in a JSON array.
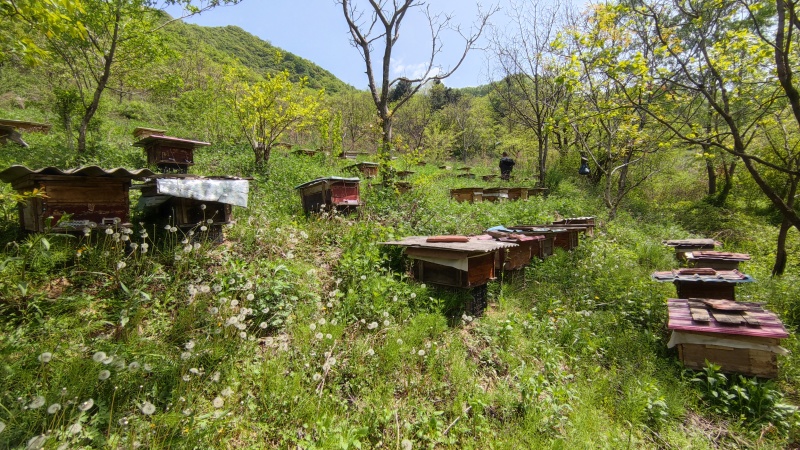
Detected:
[
  {"left": 686, "top": 251, "right": 751, "bottom": 262},
  {"left": 382, "top": 235, "right": 518, "bottom": 253},
  {"left": 132, "top": 134, "right": 211, "bottom": 148},
  {"left": 651, "top": 268, "right": 754, "bottom": 283},
  {"left": 294, "top": 176, "right": 360, "bottom": 190},
  {"left": 662, "top": 238, "right": 721, "bottom": 249},
  {"left": 667, "top": 299, "right": 788, "bottom": 339},
  {"left": 144, "top": 175, "right": 249, "bottom": 207},
  {"left": 0, "top": 165, "right": 154, "bottom": 183}
]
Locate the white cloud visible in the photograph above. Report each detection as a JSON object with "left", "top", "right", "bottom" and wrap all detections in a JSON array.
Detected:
[{"left": 391, "top": 58, "right": 441, "bottom": 80}]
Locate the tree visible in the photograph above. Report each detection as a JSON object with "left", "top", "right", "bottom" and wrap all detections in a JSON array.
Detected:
[
  {"left": 330, "top": 90, "right": 378, "bottom": 153},
  {"left": 489, "top": 0, "right": 571, "bottom": 187},
  {"left": 228, "top": 69, "right": 325, "bottom": 168},
  {"left": 25, "top": 0, "right": 239, "bottom": 154},
  {"left": 614, "top": 0, "right": 800, "bottom": 274},
  {"left": 338, "top": 0, "right": 496, "bottom": 177}
]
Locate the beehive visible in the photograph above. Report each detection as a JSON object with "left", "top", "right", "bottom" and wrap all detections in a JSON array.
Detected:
[{"left": 295, "top": 177, "right": 362, "bottom": 214}]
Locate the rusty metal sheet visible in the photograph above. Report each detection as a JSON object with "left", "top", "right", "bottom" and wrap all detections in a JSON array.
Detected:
[
  {"left": 0, "top": 165, "right": 154, "bottom": 183},
  {"left": 651, "top": 269, "right": 754, "bottom": 284},
  {"left": 687, "top": 251, "right": 751, "bottom": 262},
  {"left": 294, "top": 177, "right": 360, "bottom": 190}
]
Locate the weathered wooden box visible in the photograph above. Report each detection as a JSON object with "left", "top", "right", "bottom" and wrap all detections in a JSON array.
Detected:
[
  {"left": 686, "top": 251, "right": 751, "bottom": 271},
  {"left": 490, "top": 235, "right": 543, "bottom": 271},
  {"left": 483, "top": 187, "right": 509, "bottom": 202},
  {"left": 553, "top": 217, "right": 595, "bottom": 237},
  {"left": 347, "top": 162, "right": 379, "bottom": 178},
  {"left": 513, "top": 226, "right": 579, "bottom": 251},
  {"left": 382, "top": 236, "right": 517, "bottom": 288},
  {"left": 295, "top": 177, "right": 362, "bottom": 214},
  {"left": 0, "top": 166, "right": 152, "bottom": 232},
  {"left": 652, "top": 269, "right": 754, "bottom": 300},
  {"left": 133, "top": 132, "right": 210, "bottom": 173},
  {"left": 506, "top": 187, "right": 528, "bottom": 201},
  {"left": 667, "top": 299, "right": 788, "bottom": 378},
  {"left": 450, "top": 187, "right": 483, "bottom": 203},
  {"left": 396, "top": 170, "right": 415, "bottom": 179}
]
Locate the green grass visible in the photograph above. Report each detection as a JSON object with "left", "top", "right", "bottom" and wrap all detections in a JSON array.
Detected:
[{"left": 0, "top": 144, "right": 798, "bottom": 449}]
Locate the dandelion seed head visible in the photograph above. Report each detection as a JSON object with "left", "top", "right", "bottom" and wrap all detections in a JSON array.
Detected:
[
  {"left": 397, "top": 339, "right": 403, "bottom": 345},
  {"left": 47, "top": 403, "right": 61, "bottom": 414},
  {"left": 170, "top": 226, "right": 178, "bottom": 232},
  {"left": 98, "top": 370, "right": 111, "bottom": 380},
  {"left": 200, "top": 226, "right": 208, "bottom": 232},
  {"left": 102, "top": 356, "right": 114, "bottom": 365},
  {"left": 181, "top": 352, "right": 192, "bottom": 360},
  {"left": 193, "top": 242, "right": 201, "bottom": 250},
  {"left": 185, "top": 341, "right": 195, "bottom": 350},
  {"left": 189, "top": 368, "right": 200, "bottom": 375},
  {"left": 27, "top": 434, "right": 47, "bottom": 449},
  {"left": 128, "top": 361, "right": 140, "bottom": 371},
  {"left": 119, "top": 417, "right": 129, "bottom": 426},
  {"left": 246, "top": 293, "right": 254, "bottom": 301},
  {"left": 38, "top": 352, "right": 52, "bottom": 363},
  {"left": 360, "top": 275, "right": 366, "bottom": 280},
  {"left": 366, "top": 348, "right": 375, "bottom": 356},
  {"left": 221, "top": 387, "right": 233, "bottom": 397},
  {"left": 418, "top": 350, "right": 426, "bottom": 356},
  {"left": 410, "top": 293, "right": 416, "bottom": 299},
  {"left": 401, "top": 438, "right": 413, "bottom": 450},
  {"left": 367, "top": 322, "right": 378, "bottom": 330},
  {"left": 239, "top": 331, "right": 247, "bottom": 339},
  {"left": 230, "top": 299, "right": 239, "bottom": 307},
  {"left": 207, "top": 219, "right": 213, "bottom": 224},
  {"left": 105, "top": 228, "right": 114, "bottom": 235},
  {"left": 28, "top": 396, "right": 45, "bottom": 409},
  {"left": 383, "top": 320, "right": 390, "bottom": 326},
  {"left": 140, "top": 401, "right": 156, "bottom": 415},
  {"left": 259, "top": 322, "right": 268, "bottom": 329},
  {"left": 121, "top": 235, "right": 130, "bottom": 242},
  {"left": 92, "top": 351, "right": 107, "bottom": 362},
  {"left": 200, "top": 204, "right": 207, "bottom": 210},
  {"left": 182, "top": 374, "right": 191, "bottom": 381},
  {"left": 116, "top": 261, "right": 127, "bottom": 270},
  {"left": 212, "top": 397, "right": 224, "bottom": 408},
  {"left": 318, "top": 318, "right": 326, "bottom": 325},
  {"left": 312, "top": 373, "right": 322, "bottom": 381},
  {"left": 78, "top": 398, "right": 94, "bottom": 411},
  {"left": 315, "top": 332, "right": 323, "bottom": 340}
]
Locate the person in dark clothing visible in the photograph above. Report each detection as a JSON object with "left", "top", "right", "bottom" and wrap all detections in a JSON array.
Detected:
[{"left": 499, "top": 152, "right": 515, "bottom": 180}]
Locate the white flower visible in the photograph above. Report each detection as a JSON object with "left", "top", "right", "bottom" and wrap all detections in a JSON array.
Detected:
[
  {"left": 28, "top": 396, "right": 45, "bottom": 409},
  {"left": 47, "top": 403, "right": 61, "bottom": 414},
  {"left": 98, "top": 370, "right": 111, "bottom": 380},
  {"left": 140, "top": 401, "right": 156, "bottom": 415},
  {"left": 212, "top": 397, "right": 224, "bottom": 408},
  {"left": 38, "top": 352, "right": 52, "bottom": 363}
]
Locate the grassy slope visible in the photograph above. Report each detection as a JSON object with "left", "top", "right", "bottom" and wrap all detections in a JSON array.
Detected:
[{"left": 0, "top": 141, "right": 799, "bottom": 448}]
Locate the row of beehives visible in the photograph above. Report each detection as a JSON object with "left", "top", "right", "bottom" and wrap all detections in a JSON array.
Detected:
[
  {"left": 654, "top": 239, "right": 788, "bottom": 379},
  {"left": 380, "top": 217, "right": 596, "bottom": 316},
  {"left": 450, "top": 187, "right": 548, "bottom": 203},
  {"left": 0, "top": 127, "right": 250, "bottom": 236}
]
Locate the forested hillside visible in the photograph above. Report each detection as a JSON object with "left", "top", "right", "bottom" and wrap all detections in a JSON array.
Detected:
[{"left": 1, "top": 0, "right": 800, "bottom": 449}]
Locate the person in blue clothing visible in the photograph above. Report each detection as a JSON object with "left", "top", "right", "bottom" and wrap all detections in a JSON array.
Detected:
[{"left": 499, "top": 152, "right": 515, "bottom": 180}]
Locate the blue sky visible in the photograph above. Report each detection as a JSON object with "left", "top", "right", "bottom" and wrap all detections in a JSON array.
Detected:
[{"left": 168, "top": 0, "right": 546, "bottom": 89}]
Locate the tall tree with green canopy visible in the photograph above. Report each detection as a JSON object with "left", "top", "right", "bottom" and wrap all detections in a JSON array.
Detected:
[
  {"left": 338, "top": 0, "right": 496, "bottom": 178},
  {"left": 20, "top": 0, "right": 240, "bottom": 154},
  {"left": 612, "top": 0, "right": 800, "bottom": 274},
  {"left": 228, "top": 69, "right": 325, "bottom": 169}
]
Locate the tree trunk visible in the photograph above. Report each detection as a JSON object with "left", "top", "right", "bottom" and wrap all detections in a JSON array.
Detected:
[
  {"left": 773, "top": 217, "right": 790, "bottom": 276},
  {"left": 705, "top": 158, "right": 716, "bottom": 196}
]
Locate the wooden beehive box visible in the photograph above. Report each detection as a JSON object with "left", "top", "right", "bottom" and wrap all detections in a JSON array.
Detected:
[
  {"left": 506, "top": 187, "right": 528, "bottom": 201},
  {"left": 0, "top": 119, "right": 51, "bottom": 148},
  {"left": 652, "top": 268, "right": 754, "bottom": 300},
  {"left": 667, "top": 299, "right": 788, "bottom": 378},
  {"left": 513, "top": 226, "right": 579, "bottom": 251},
  {"left": 686, "top": 251, "right": 751, "bottom": 271},
  {"left": 0, "top": 166, "right": 152, "bottom": 232},
  {"left": 483, "top": 187, "right": 509, "bottom": 202},
  {"left": 663, "top": 238, "right": 722, "bottom": 260},
  {"left": 528, "top": 187, "right": 549, "bottom": 197},
  {"left": 295, "top": 177, "right": 362, "bottom": 214},
  {"left": 347, "top": 162, "right": 379, "bottom": 178},
  {"left": 450, "top": 187, "right": 483, "bottom": 203},
  {"left": 382, "top": 236, "right": 517, "bottom": 288},
  {"left": 488, "top": 234, "right": 542, "bottom": 271},
  {"left": 136, "top": 175, "right": 249, "bottom": 240},
  {"left": 396, "top": 170, "right": 415, "bottom": 179},
  {"left": 132, "top": 133, "right": 210, "bottom": 174},
  {"left": 553, "top": 217, "right": 595, "bottom": 236}
]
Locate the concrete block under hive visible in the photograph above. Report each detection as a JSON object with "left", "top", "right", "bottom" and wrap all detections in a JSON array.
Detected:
[
  {"left": 0, "top": 165, "right": 152, "bottom": 232},
  {"left": 295, "top": 177, "right": 362, "bottom": 214},
  {"left": 450, "top": 187, "right": 482, "bottom": 203},
  {"left": 686, "top": 251, "right": 750, "bottom": 271},
  {"left": 667, "top": 299, "right": 788, "bottom": 378},
  {"left": 651, "top": 268, "right": 754, "bottom": 300}
]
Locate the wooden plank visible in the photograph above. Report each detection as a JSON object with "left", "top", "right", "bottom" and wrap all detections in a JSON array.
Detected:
[
  {"left": 743, "top": 312, "right": 762, "bottom": 327},
  {"left": 710, "top": 310, "right": 746, "bottom": 325},
  {"left": 689, "top": 307, "right": 711, "bottom": 322},
  {"left": 701, "top": 299, "right": 749, "bottom": 311}
]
